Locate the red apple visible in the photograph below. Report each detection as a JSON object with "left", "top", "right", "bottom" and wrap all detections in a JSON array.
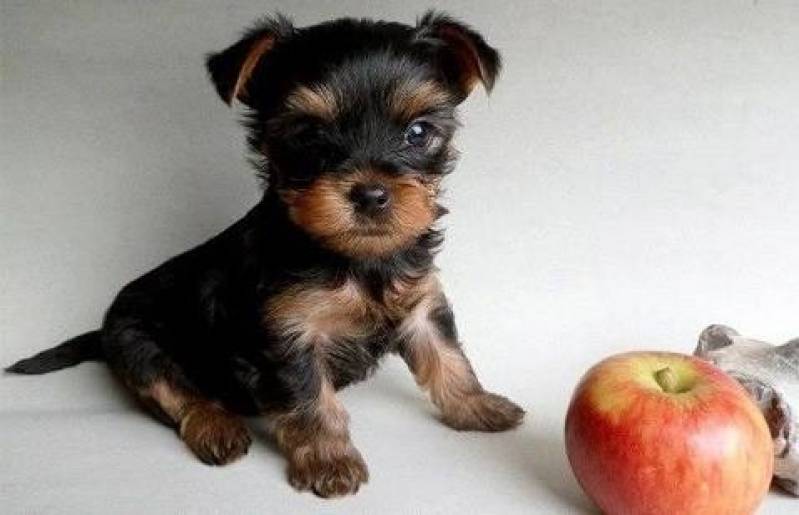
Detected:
[{"left": 565, "top": 351, "right": 773, "bottom": 515}]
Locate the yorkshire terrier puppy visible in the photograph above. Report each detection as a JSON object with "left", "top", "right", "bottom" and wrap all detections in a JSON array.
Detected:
[{"left": 8, "top": 11, "right": 524, "bottom": 497}]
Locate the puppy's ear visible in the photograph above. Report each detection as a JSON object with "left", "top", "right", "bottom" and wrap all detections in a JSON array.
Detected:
[
  {"left": 415, "top": 11, "right": 501, "bottom": 101},
  {"left": 206, "top": 15, "right": 294, "bottom": 106}
]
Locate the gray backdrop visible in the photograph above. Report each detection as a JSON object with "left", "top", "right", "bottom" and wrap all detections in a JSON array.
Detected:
[{"left": 2, "top": 1, "right": 798, "bottom": 513}]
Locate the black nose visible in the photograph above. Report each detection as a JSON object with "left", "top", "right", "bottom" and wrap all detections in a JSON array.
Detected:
[{"left": 349, "top": 184, "right": 391, "bottom": 214}]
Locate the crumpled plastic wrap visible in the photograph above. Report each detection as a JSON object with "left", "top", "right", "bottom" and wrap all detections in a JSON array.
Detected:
[{"left": 694, "top": 324, "right": 799, "bottom": 496}]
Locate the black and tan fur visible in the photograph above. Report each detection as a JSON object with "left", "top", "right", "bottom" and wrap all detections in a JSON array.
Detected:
[{"left": 7, "top": 11, "right": 524, "bottom": 498}]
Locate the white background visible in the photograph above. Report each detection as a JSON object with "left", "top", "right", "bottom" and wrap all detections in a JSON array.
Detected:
[{"left": 2, "top": 1, "right": 798, "bottom": 513}]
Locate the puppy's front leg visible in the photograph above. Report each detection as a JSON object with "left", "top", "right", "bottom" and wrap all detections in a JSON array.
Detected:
[
  {"left": 273, "top": 357, "right": 368, "bottom": 498},
  {"left": 398, "top": 295, "right": 525, "bottom": 431}
]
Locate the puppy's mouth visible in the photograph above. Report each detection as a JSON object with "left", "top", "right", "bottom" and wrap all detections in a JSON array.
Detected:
[
  {"left": 350, "top": 214, "right": 393, "bottom": 237},
  {"left": 349, "top": 226, "right": 392, "bottom": 237}
]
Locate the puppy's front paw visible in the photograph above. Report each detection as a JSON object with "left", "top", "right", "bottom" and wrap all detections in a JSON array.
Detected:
[
  {"left": 287, "top": 444, "right": 369, "bottom": 498},
  {"left": 179, "top": 404, "right": 252, "bottom": 465},
  {"left": 442, "top": 392, "right": 525, "bottom": 432}
]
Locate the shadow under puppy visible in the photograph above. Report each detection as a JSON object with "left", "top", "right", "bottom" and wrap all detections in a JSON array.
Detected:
[{"left": 7, "top": 11, "right": 524, "bottom": 498}]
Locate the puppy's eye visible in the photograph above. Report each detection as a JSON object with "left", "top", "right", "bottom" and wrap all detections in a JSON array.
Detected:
[{"left": 405, "top": 121, "right": 432, "bottom": 147}]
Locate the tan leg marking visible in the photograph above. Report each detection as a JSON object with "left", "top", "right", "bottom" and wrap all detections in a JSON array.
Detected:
[
  {"left": 274, "top": 380, "right": 368, "bottom": 498},
  {"left": 399, "top": 285, "right": 525, "bottom": 431}
]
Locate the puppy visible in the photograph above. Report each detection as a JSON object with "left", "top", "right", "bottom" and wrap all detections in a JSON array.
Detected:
[{"left": 8, "top": 11, "right": 524, "bottom": 498}]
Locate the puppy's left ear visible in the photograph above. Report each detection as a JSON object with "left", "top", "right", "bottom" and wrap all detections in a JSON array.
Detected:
[
  {"left": 206, "top": 15, "right": 294, "bottom": 106},
  {"left": 415, "top": 11, "right": 501, "bottom": 101}
]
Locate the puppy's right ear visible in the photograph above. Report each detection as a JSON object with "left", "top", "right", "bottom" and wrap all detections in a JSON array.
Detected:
[{"left": 206, "top": 15, "right": 294, "bottom": 106}]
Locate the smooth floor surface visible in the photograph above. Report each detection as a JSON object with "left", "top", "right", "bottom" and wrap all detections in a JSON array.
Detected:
[{"left": 3, "top": 360, "right": 796, "bottom": 514}]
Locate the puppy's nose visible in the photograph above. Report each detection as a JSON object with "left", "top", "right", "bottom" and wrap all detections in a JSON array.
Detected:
[{"left": 349, "top": 184, "right": 391, "bottom": 214}]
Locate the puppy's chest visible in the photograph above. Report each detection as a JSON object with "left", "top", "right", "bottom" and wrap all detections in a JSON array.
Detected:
[{"left": 264, "top": 276, "right": 435, "bottom": 349}]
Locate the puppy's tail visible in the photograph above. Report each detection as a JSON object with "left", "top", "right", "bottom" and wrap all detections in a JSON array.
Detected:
[{"left": 6, "top": 331, "right": 103, "bottom": 375}]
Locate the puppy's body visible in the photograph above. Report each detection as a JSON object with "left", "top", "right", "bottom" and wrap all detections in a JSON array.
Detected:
[
  {"left": 9, "top": 12, "right": 524, "bottom": 498},
  {"left": 103, "top": 192, "right": 440, "bottom": 414}
]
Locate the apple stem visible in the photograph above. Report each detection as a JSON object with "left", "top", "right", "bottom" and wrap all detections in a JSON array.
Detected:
[{"left": 654, "top": 367, "right": 679, "bottom": 393}]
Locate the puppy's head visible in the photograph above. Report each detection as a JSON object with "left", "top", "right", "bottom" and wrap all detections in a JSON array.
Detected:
[{"left": 207, "top": 12, "right": 500, "bottom": 259}]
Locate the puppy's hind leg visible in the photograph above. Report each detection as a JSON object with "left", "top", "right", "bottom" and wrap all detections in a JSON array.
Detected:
[{"left": 103, "top": 325, "right": 251, "bottom": 465}]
